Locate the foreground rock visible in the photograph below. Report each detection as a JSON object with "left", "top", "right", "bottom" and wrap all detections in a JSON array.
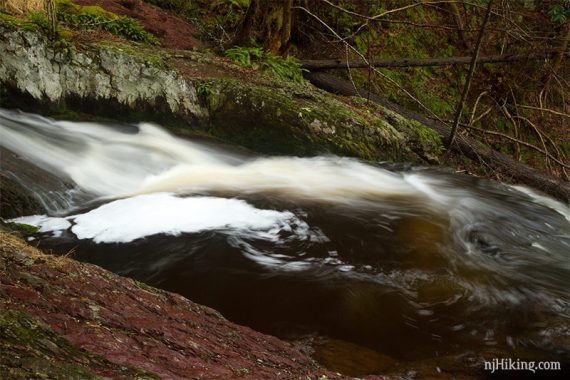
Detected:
[{"left": 0, "top": 232, "right": 345, "bottom": 379}]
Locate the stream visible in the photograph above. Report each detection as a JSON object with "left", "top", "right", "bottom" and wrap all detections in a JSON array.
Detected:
[{"left": 1, "top": 108, "right": 569, "bottom": 376}]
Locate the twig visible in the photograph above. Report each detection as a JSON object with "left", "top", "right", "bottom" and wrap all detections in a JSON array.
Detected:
[
  {"left": 447, "top": 0, "right": 494, "bottom": 149},
  {"left": 319, "top": 0, "right": 462, "bottom": 22},
  {"left": 508, "top": 86, "right": 521, "bottom": 160},
  {"left": 468, "top": 91, "right": 488, "bottom": 126},
  {"left": 518, "top": 105, "right": 570, "bottom": 119},
  {"left": 501, "top": 104, "right": 521, "bottom": 161},
  {"left": 293, "top": 5, "right": 448, "bottom": 125},
  {"left": 513, "top": 115, "right": 569, "bottom": 179},
  {"left": 464, "top": 125, "right": 570, "bottom": 169}
]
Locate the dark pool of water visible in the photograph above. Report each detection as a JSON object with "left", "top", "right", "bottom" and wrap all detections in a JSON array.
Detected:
[{"left": 32, "top": 181, "right": 570, "bottom": 376}]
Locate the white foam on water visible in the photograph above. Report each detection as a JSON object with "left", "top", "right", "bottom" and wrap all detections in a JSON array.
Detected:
[
  {"left": 12, "top": 215, "right": 71, "bottom": 234},
  {"left": 11, "top": 193, "right": 313, "bottom": 244}
]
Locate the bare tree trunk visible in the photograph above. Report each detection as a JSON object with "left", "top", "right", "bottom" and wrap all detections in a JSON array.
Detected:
[
  {"left": 235, "top": 0, "right": 292, "bottom": 56},
  {"left": 448, "top": 2, "right": 470, "bottom": 50},
  {"left": 447, "top": 0, "right": 494, "bottom": 149},
  {"left": 44, "top": 0, "right": 57, "bottom": 40}
]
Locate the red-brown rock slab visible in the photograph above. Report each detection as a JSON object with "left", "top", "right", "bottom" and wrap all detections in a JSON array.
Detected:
[{"left": 0, "top": 232, "right": 349, "bottom": 379}]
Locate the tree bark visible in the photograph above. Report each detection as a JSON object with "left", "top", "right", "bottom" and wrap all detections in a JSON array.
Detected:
[
  {"left": 304, "top": 71, "right": 570, "bottom": 203},
  {"left": 448, "top": 2, "right": 470, "bottom": 50},
  {"left": 299, "top": 51, "right": 555, "bottom": 70},
  {"left": 447, "top": 0, "right": 494, "bottom": 149},
  {"left": 235, "top": 0, "right": 293, "bottom": 56}
]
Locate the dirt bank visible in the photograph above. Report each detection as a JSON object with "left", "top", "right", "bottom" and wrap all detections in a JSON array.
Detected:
[{"left": 73, "top": 0, "right": 200, "bottom": 50}]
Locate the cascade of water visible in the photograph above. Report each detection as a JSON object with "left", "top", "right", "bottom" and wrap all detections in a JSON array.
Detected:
[{"left": 2, "top": 107, "right": 569, "bottom": 365}]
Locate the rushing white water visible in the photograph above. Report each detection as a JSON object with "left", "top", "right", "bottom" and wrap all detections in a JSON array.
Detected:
[
  {"left": 2, "top": 107, "right": 569, "bottom": 247},
  {"left": 2, "top": 108, "right": 570, "bottom": 364},
  {"left": 512, "top": 185, "right": 570, "bottom": 222},
  {"left": 0, "top": 108, "right": 437, "bottom": 205}
]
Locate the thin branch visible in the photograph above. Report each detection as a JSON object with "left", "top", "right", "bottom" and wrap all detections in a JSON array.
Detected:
[
  {"left": 513, "top": 115, "right": 566, "bottom": 159},
  {"left": 318, "top": 0, "right": 462, "bottom": 22},
  {"left": 468, "top": 91, "right": 487, "bottom": 125},
  {"left": 513, "top": 114, "right": 569, "bottom": 179},
  {"left": 501, "top": 104, "right": 522, "bottom": 161},
  {"left": 471, "top": 105, "right": 493, "bottom": 126},
  {"left": 293, "top": 5, "right": 448, "bottom": 125},
  {"left": 518, "top": 105, "right": 570, "bottom": 119},
  {"left": 447, "top": 0, "right": 494, "bottom": 149},
  {"left": 508, "top": 86, "right": 521, "bottom": 161},
  {"left": 345, "top": 44, "right": 361, "bottom": 98},
  {"left": 464, "top": 125, "right": 570, "bottom": 170}
]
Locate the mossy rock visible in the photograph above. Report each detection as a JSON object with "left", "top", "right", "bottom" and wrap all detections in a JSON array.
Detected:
[
  {"left": 0, "top": 19, "right": 438, "bottom": 165},
  {"left": 201, "top": 78, "right": 415, "bottom": 161},
  {"left": 0, "top": 174, "right": 43, "bottom": 219},
  {"left": 349, "top": 98, "right": 444, "bottom": 163},
  {"left": 0, "top": 308, "right": 157, "bottom": 379}
]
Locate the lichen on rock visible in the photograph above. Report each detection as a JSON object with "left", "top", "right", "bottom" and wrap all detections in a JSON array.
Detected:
[{"left": 0, "top": 22, "right": 203, "bottom": 120}]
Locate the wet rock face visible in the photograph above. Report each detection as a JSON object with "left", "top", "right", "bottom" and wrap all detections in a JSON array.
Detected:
[
  {"left": 0, "top": 173, "right": 43, "bottom": 219},
  {"left": 0, "top": 23, "right": 204, "bottom": 120},
  {"left": 0, "top": 233, "right": 340, "bottom": 379},
  {"left": 0, "top": 147, "right": 82, "bottom": 218}
]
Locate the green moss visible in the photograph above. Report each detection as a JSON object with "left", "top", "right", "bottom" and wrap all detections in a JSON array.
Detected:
[
  {"left": 95, "top": 40, "right": 166, "bottom": 68},
  {"left": 413, "top": 122, "right": 444, "bottom": 148},
  {"left": 0, "top": 309, "right": 156, "bottom": 379},
  {"left": 8, "top": 223, "right": 39, "bottom": 234},
  {"left": 0, "top": 11, "right": 41, "bottom": 32},
  {"left": 57, "top": 0, "right": 158, "bottom": 44},
  {"left": 133, "top": 279, "right": 155, "bottom": 293},
  {"left": 79, "top": 5, "right": 115, "bottom": 18},
  {"left": 198, "top": 77, "right": 413, "bottom": 162},
  {"left": 346, "top": 100, "right": 444, "bottom": 163}
]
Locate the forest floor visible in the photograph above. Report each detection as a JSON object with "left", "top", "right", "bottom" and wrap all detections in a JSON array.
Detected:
[{"left": 73, "top": 0, "right": 200, "bottom": 50}]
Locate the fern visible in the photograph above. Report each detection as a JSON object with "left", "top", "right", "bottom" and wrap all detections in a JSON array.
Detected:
[
  {"left": 57, "top": 0, "right": 158, "bottom": 44},
  {"left": 224, "top": 46, "right": 306, "bottom": 83}
]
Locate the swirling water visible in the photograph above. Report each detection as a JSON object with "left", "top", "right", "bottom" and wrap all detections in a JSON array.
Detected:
[{"left": 2, "top": 108, "right": 569, "bottom": 374}]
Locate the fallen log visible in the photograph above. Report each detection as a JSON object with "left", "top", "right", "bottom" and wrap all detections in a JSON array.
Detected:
[
  {"left": 305, "top": 71, "right": 570, "bottom": 203},
  {"left": 301, "top": 51, "right": 559, "bottom": 70}
]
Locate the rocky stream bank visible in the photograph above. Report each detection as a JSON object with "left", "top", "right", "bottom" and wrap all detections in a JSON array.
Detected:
[{"left": 0, "top": 231, "right": 354, "bottom": 379}]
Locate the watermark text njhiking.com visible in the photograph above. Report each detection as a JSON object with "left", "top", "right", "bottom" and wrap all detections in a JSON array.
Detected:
[{"left": 484, "top": 358, "right": 561, "bottom": 373}]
